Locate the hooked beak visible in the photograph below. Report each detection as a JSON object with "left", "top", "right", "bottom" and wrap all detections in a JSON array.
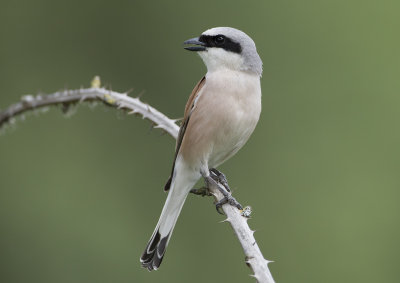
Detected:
[{"left": 183, "top": 37, "right": 206, "bottom": 51}]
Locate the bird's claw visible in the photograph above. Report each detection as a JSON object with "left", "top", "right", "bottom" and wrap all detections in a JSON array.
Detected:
[
  {"left": 203, "top": 170, "right": 243, "bottom": 215},
  {"left": 190, "top": 187, "right": 212, "bottom": 197},
  {"left": 210, "top": 168, "right": 230, "bottom": 192},
  {"left": 215, "top": 195, "right": 243, "bottom": 215}
]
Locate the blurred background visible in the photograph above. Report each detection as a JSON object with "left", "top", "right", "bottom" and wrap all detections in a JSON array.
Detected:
[{"left": 0, "top": 0, "right": 399, "bottom": 282}]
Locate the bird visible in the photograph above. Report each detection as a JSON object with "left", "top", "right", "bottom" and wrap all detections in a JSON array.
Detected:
[{"left": 140, "top": 27, "right": 263, "bottom": 271}]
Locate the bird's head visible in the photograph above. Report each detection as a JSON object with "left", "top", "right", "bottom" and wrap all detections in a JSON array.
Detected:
[{"left": 183, "top": 27, "right": 262, "bottom": 76}]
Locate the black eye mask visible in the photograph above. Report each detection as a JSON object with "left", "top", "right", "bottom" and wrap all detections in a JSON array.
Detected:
[{"left": 198, "top": 34, "right": 242, "bottom": 54}]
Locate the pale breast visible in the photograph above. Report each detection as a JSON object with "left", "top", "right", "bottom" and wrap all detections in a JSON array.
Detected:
[{"left": 180, "top": 70, "right": 261, "bottom": 169}]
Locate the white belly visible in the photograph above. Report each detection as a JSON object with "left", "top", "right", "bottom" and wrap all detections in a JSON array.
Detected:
[
  {"left": 179, "top": 69, "right": 262, "bottom": 171},
  {"left": 205, "top": 70, "right": 261, "bottom": 167}
]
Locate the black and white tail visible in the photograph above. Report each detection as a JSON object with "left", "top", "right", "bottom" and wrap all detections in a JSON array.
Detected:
[
  {"left": 140, "top": 229, "right": 170, "bottom": 271},
  {"left": 140, "top": 162, "right": 198, "bottom": 271}
]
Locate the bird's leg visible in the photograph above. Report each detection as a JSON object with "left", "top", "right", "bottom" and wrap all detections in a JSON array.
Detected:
[
  {"left": 204, "top": 174, "right": 243, "bottom": 215},
  {"left": 209, "top": 168, "right": 230, "bottom": 192},
  {"left": 190, "top": 168, "right": 228, "bottom": 196}
]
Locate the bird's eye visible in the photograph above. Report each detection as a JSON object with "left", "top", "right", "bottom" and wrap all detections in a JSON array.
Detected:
[{"left": 214, "top": 35, "right": 225, "bottom": 45}]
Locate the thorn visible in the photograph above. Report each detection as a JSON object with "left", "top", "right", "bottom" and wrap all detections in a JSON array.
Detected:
[
  {"left": 148, "top": 123, "right": 154, "bottom": 133},
  {"left": 174, "top": 117, "right": 184, "bottom": 123},
  {"left": 128, "top": 110, "right": 138, "bottom": 115},
  {"left": 219, "top": 218, "right": 230, "bottom": 223},
  {"left": 125, "top": 88, "right": 134, "bottom": 95},
  {"left": 117, "top": 102, "right": 128, "bottom": 109},
  {"left": 137, "top": 90, "right": 145, "bottom": 99},
  {"left": 79, "top": 95, "right": 88, "bottom": 102}
]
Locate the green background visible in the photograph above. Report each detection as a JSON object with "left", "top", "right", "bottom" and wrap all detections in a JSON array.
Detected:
[{"left": 0, "top": 0, "right": 399, "bottom": 282}]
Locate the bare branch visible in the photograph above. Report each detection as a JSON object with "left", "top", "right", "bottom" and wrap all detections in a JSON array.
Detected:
[
  {"left": 0, "top": 86, "right": 275, "bottom": 283},
  {"left": 207, "top": 181, "right": 275, "bottom": 283},
  {"left": 0, "top": 88, "right": 179, "bottom": 138}
]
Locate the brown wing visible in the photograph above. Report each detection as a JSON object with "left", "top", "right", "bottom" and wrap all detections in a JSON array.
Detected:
[{"left": 164, "top": 76, "right": 206, "bottom": 191}]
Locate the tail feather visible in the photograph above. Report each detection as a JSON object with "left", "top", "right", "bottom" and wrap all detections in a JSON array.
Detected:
[
  {"left": 140, "top": 159, "right": 199, "bottom": 271},
  {"left": 141, "top": 230, "right": 170, "bottom": 271}
]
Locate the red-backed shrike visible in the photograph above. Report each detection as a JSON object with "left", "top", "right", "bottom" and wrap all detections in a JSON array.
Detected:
[{"left": 141, "top": 27, "right": 263, "bottom": 271}]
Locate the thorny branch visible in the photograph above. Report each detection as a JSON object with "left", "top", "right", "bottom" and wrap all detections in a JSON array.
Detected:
[{"left": 0, "top": 81, "right": 275, "bottom": 283}]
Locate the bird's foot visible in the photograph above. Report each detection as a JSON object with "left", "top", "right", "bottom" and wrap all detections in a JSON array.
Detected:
[
  {"left": 205, "top": 175, "right": 243, "bottom": 215},
  {"left": 190, "top": 186, "right": 212, "bottom": 197},
  {"left": 209, "top": 168, "right": 230, "bottom": 192},
  {"left": 215, "top": 194, "right": 243, "bottom": 215},
  {"left": 192, "top": 169, "right": 229, "bottom": 197}
]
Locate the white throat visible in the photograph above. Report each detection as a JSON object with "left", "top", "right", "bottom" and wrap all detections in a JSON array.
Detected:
[{"left": 198, "top": 48, "right": 244, "bottom": 73}]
